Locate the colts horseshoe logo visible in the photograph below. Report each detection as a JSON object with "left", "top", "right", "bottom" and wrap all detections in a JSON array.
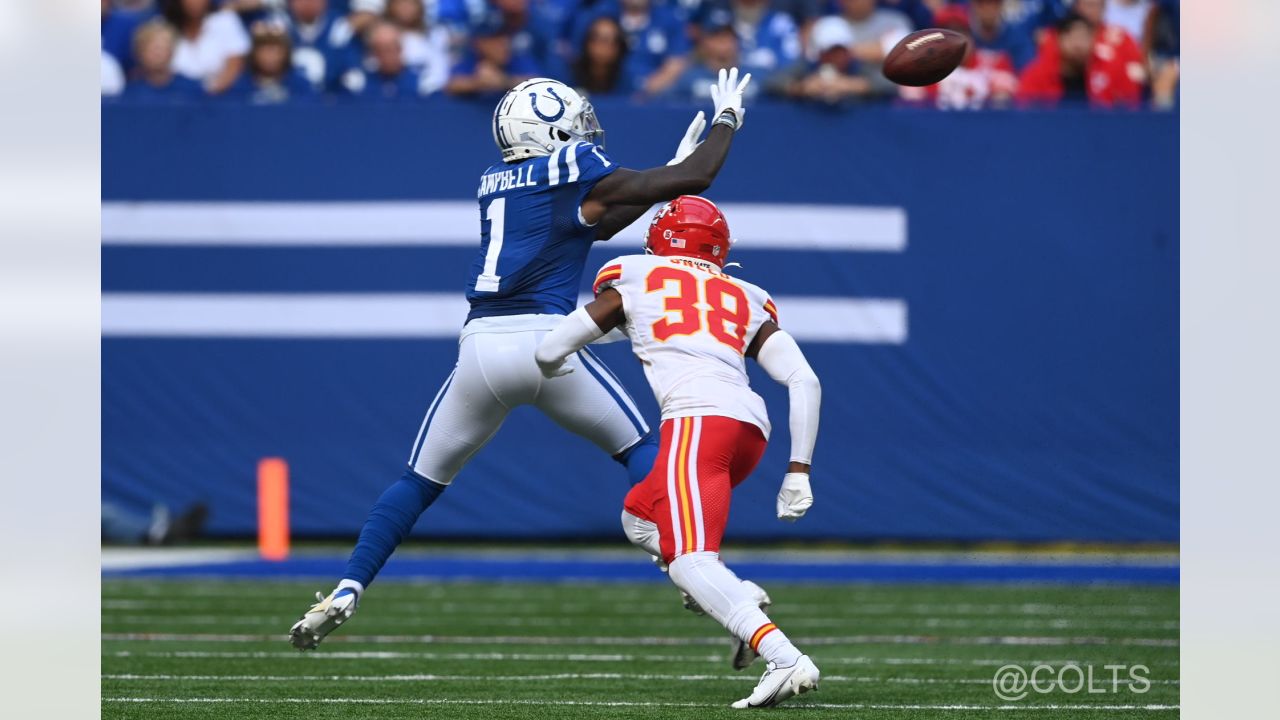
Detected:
[{"left": 529, "top": 87, "right": 567, "bottom": 122}]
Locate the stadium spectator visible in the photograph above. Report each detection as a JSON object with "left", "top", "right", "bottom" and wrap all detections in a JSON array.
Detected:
[
  {"left": 722, "top": 0, "right": 801, "bottom": 80},
  {"left": 898, "top": 5, "right": 1016, "bottom": 109},
  {"left": 966, "top": 0, "right": 1035, "bottom": 70},
  {"left": 778, "top": 15, "right": 874, "bottom": 104},
  {"left": 671, "top": 10, "right": 762, "bottom": 102},
  {"left": 163, "top": 0, "right": 251, "bottom": 94},
  {"left": 223, "top": 20, "right": 318, "bottom": 103},
  {"left": 384, "top": 0, "right": 451, "bottom": 95},
  {"left": 122, "top": 18, "right": 207, "bottom": 101},
  {"left": 1103, "top": 0, "right": 1151, "bottom": 46},
  {"left": 572, "top": 15, "right": 636, "bottom": 97},
  {"left": 877, "top": 0, "right": 935, "bottom": 29},
  {"left": 103, "top": 49, "right": 126, "bottom": 96},
  {"left": 279, "top": 0, "right": 361, "bottom": 91},
  {"left": 572, "top": 0, "right": 691, "bottom": 97},
  {"left": 834, "top": 0, "right": 911, "bottom": 96},
  {"left": 1016, "top": 11, "right": 1144, "bottom": 108},
  {"left": 445, "top": 10, "right": 542, "bottom": 96},
  {"left": 103, "top": 0, "right": 157, "bottom": 74},
  {"left": 1147, "top": 0, "right": 1177, "bottom": 109},
  {"left": 345, "top": 20, "right": 430, "bottom": 99},
  {"left": 348, "top": 0, "right": 387, "bottom": 34}
]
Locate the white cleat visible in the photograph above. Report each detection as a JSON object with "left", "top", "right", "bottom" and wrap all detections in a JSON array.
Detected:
[
  {"left": 731, "top": 655, "right": 820, "bottom": 709},
  {"left": 288, "top": 588, "right": 358, "bottom": 650},
  {"left": 730, "top": 581, "right": 772, "bottom": 670}
]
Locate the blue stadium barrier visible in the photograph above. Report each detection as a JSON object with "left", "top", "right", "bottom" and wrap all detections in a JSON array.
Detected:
[{"left": 102, "top": 100, "right": 1178, "bottom": 543}]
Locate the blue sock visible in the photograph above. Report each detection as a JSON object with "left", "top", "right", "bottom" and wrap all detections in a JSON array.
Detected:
[
  {"left": 342, "top": 469, "right": 446, "bottom": 589},
  {"left": 614, "top": 432, "right": 659, "bottom": 486}
]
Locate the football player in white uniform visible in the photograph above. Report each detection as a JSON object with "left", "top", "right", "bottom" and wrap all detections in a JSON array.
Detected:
[{"left": 535, "top": 196, "right": 822, "bottom": 709}]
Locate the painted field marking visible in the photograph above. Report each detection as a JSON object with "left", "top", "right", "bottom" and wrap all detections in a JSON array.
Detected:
[
  {"left": 102, "top": 697, "right": 1180, "bottom": 711},
  {"left": 102, "top": 672, "right": 1178, "bottom": 685},
  {"left": 99, "top": 613, "right": 1178, "bottom": 631},
  {"left": 107, "top": 650, "right": 1180, "bottom": 667},
  {"left": 99, "top": 598, "right": 1178, "bottom": 617},
  {"left": 101, "top": 632, "right": 1179, "bottom": 647}
]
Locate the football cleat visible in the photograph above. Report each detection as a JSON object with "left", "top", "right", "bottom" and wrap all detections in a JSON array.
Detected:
[
  {"left": 730, "top": 581, "right": 773, "bottom": 670},
  {"left": 730, "top": 655, "right": 820, "bottom": 709},
  {"left": 288, "top": 588, "right": 358, "bottom": 650}
]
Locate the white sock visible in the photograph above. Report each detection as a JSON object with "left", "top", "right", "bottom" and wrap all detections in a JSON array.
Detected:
[{"left": 668, "top": 551, "right": 802, "bottom": 667}]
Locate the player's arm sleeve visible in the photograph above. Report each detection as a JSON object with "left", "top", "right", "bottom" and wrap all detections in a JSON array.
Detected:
[
  {"left": 755, "top": 329, "right": 821, "bottom": 465},
  {"left": 535, "top": 307, "right": 607, "bottom": 372}
]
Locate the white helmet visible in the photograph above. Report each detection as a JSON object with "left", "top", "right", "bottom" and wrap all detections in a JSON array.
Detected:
[{"left": 492, "top": 78, "right": 604, "bottom": 163}]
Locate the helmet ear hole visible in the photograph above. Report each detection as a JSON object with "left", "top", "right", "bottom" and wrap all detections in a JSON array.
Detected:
[{"left": 555, "top": 129, "right": 570, "bottom": 141}]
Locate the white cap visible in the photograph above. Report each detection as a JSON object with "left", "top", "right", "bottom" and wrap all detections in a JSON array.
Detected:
[{"left": 811, "top": 16, "right": 855, "bottom": 53}]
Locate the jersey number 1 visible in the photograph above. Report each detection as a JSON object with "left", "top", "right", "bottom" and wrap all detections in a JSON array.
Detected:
[
  {"left": 475, "top": 197, "right": 506, "bottom": 292},
  {"left": 646, "top": 266, "right": 750, "bottom": 353}
]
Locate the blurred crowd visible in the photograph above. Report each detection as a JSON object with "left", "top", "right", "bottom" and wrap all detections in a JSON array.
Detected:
[{"left": 101, "top": 0, "right": 1179, "bottom": 109}]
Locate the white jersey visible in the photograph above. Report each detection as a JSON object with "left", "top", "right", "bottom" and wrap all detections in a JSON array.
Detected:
[{"left": 593, "top": 254, "right": 779, "bottom": 437}]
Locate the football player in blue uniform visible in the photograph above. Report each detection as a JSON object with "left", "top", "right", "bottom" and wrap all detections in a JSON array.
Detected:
[{"left": 290, "top": 68, "right": 754, "bottom": 649}]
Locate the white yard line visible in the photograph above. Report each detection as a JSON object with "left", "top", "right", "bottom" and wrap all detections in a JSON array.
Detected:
[
  {"left": 100, "top": 613, "right": 1179, "bottom": 631},
  {"left": 101, "top": 632, "right": 1179, "bottom": 647},
  {"left": 107, "top": 650, "right": 1181, "bottom": 666},
  {"left": 99, "top": 598, "right": 1178, "bottom": 617},
  {"left": 102, "top": 697, "right": 1180, "bottom": 711},
  {"left": 103, "top": 672, "right": 1179, "bottom": 686}
]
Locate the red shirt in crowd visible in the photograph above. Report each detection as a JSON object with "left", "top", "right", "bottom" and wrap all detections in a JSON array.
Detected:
[
  {"left": 900, "top": 47, "right": 1019, "bottom": 110},
  {"left": 1016, "top": 25, "right": 1147, "bottom": 108}
]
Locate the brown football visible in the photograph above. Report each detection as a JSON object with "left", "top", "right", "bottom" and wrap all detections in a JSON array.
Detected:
[{"left": 882, "top": 29, "right": 970, "bottom": 87}]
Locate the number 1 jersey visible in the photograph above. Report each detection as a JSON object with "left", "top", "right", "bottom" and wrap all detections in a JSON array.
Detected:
[
  {"left": 467, "top": 142, "right": 617, "bottom": 322},
  {"left": 593, "top": 254, "right": 779, "bottom": 437}
]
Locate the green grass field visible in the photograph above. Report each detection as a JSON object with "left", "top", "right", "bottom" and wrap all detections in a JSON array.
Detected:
[{"left": 102, "top": 578, "right": 1178, "bottom": 719}]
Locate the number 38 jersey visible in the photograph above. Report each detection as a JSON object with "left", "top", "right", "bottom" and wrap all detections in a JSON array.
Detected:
[
  {"left": 593, "top": 253, "right": 780, "bottom": 438},
  {"left": 466, "top": 141, "right": 617, "bottom": 323}
]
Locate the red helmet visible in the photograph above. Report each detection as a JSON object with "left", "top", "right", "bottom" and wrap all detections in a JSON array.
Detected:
[{"left": 644, "top": 195, "right": 732, "bottom": 267}]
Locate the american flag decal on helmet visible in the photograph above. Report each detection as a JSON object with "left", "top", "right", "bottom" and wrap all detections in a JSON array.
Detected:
[{"left": 670, "top": 237, "right": 686, "bottom": 248}]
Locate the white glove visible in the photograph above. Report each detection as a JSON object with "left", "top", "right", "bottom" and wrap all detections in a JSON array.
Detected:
[
  {"left": 667, "top": 111, "right": 706, "bottom": 166},
  {"left": 536, "top": 355, "right": 574, "bottom": 379},
  {"left": 709, "top": 67, "right": 752, "bottom": 131},
  {"left": 776, "top": 472, "right": 813, "bottom": 522}
]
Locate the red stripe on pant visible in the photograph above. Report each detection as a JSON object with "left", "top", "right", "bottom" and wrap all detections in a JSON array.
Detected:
[{"left": 622, "top": 415, "right": 768, "bottom": 564}]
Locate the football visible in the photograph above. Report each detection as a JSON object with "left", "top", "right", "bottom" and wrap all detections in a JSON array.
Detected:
[{"left": 882, "top": 29, "right": 970, "bottom": 87}]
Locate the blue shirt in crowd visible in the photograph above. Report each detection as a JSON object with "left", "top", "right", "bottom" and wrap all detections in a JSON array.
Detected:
[{"left": 284, "top": 10, "right": 362, "bottom": 91}]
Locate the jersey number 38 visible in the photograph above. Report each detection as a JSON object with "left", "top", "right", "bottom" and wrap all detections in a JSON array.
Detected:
[{"left": 646, "top": 267, "right": 750, "bottom": 353}]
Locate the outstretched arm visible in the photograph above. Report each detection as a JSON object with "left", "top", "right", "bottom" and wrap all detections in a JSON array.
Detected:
[
  {"left": 749, "top": 322, "right": 821, "bottom": 521},
  {"left": 582, "top": 68, "right": 751, "bottom": 228},
  {"left": 534, "top": 290, "right": 626, "bottom": 378}
]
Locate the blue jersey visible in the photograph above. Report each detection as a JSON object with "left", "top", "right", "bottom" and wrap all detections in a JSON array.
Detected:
[{"left": 467, "top": 141, "right": 618, "bottom": 321}]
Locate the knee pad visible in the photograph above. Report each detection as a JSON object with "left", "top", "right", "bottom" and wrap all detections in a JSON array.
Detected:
[{"left": 621, "top": 510, "right": 661, "bottom": 557}]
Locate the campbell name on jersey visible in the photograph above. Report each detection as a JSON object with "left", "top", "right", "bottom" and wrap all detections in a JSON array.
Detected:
[
  {"left": 593, "top": 253, "right": 780, "bottom": 437},
  {"left": 466, "top": 141, "right": 617, "bottom": 322}
]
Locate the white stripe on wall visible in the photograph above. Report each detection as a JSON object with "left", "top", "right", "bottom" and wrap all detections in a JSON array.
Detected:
[
  {"left": 100, "top": 293, "right": 908, "bottom": 344},
  {"left": 101, "top": 201, "right": 907, "bottom": 252}
]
